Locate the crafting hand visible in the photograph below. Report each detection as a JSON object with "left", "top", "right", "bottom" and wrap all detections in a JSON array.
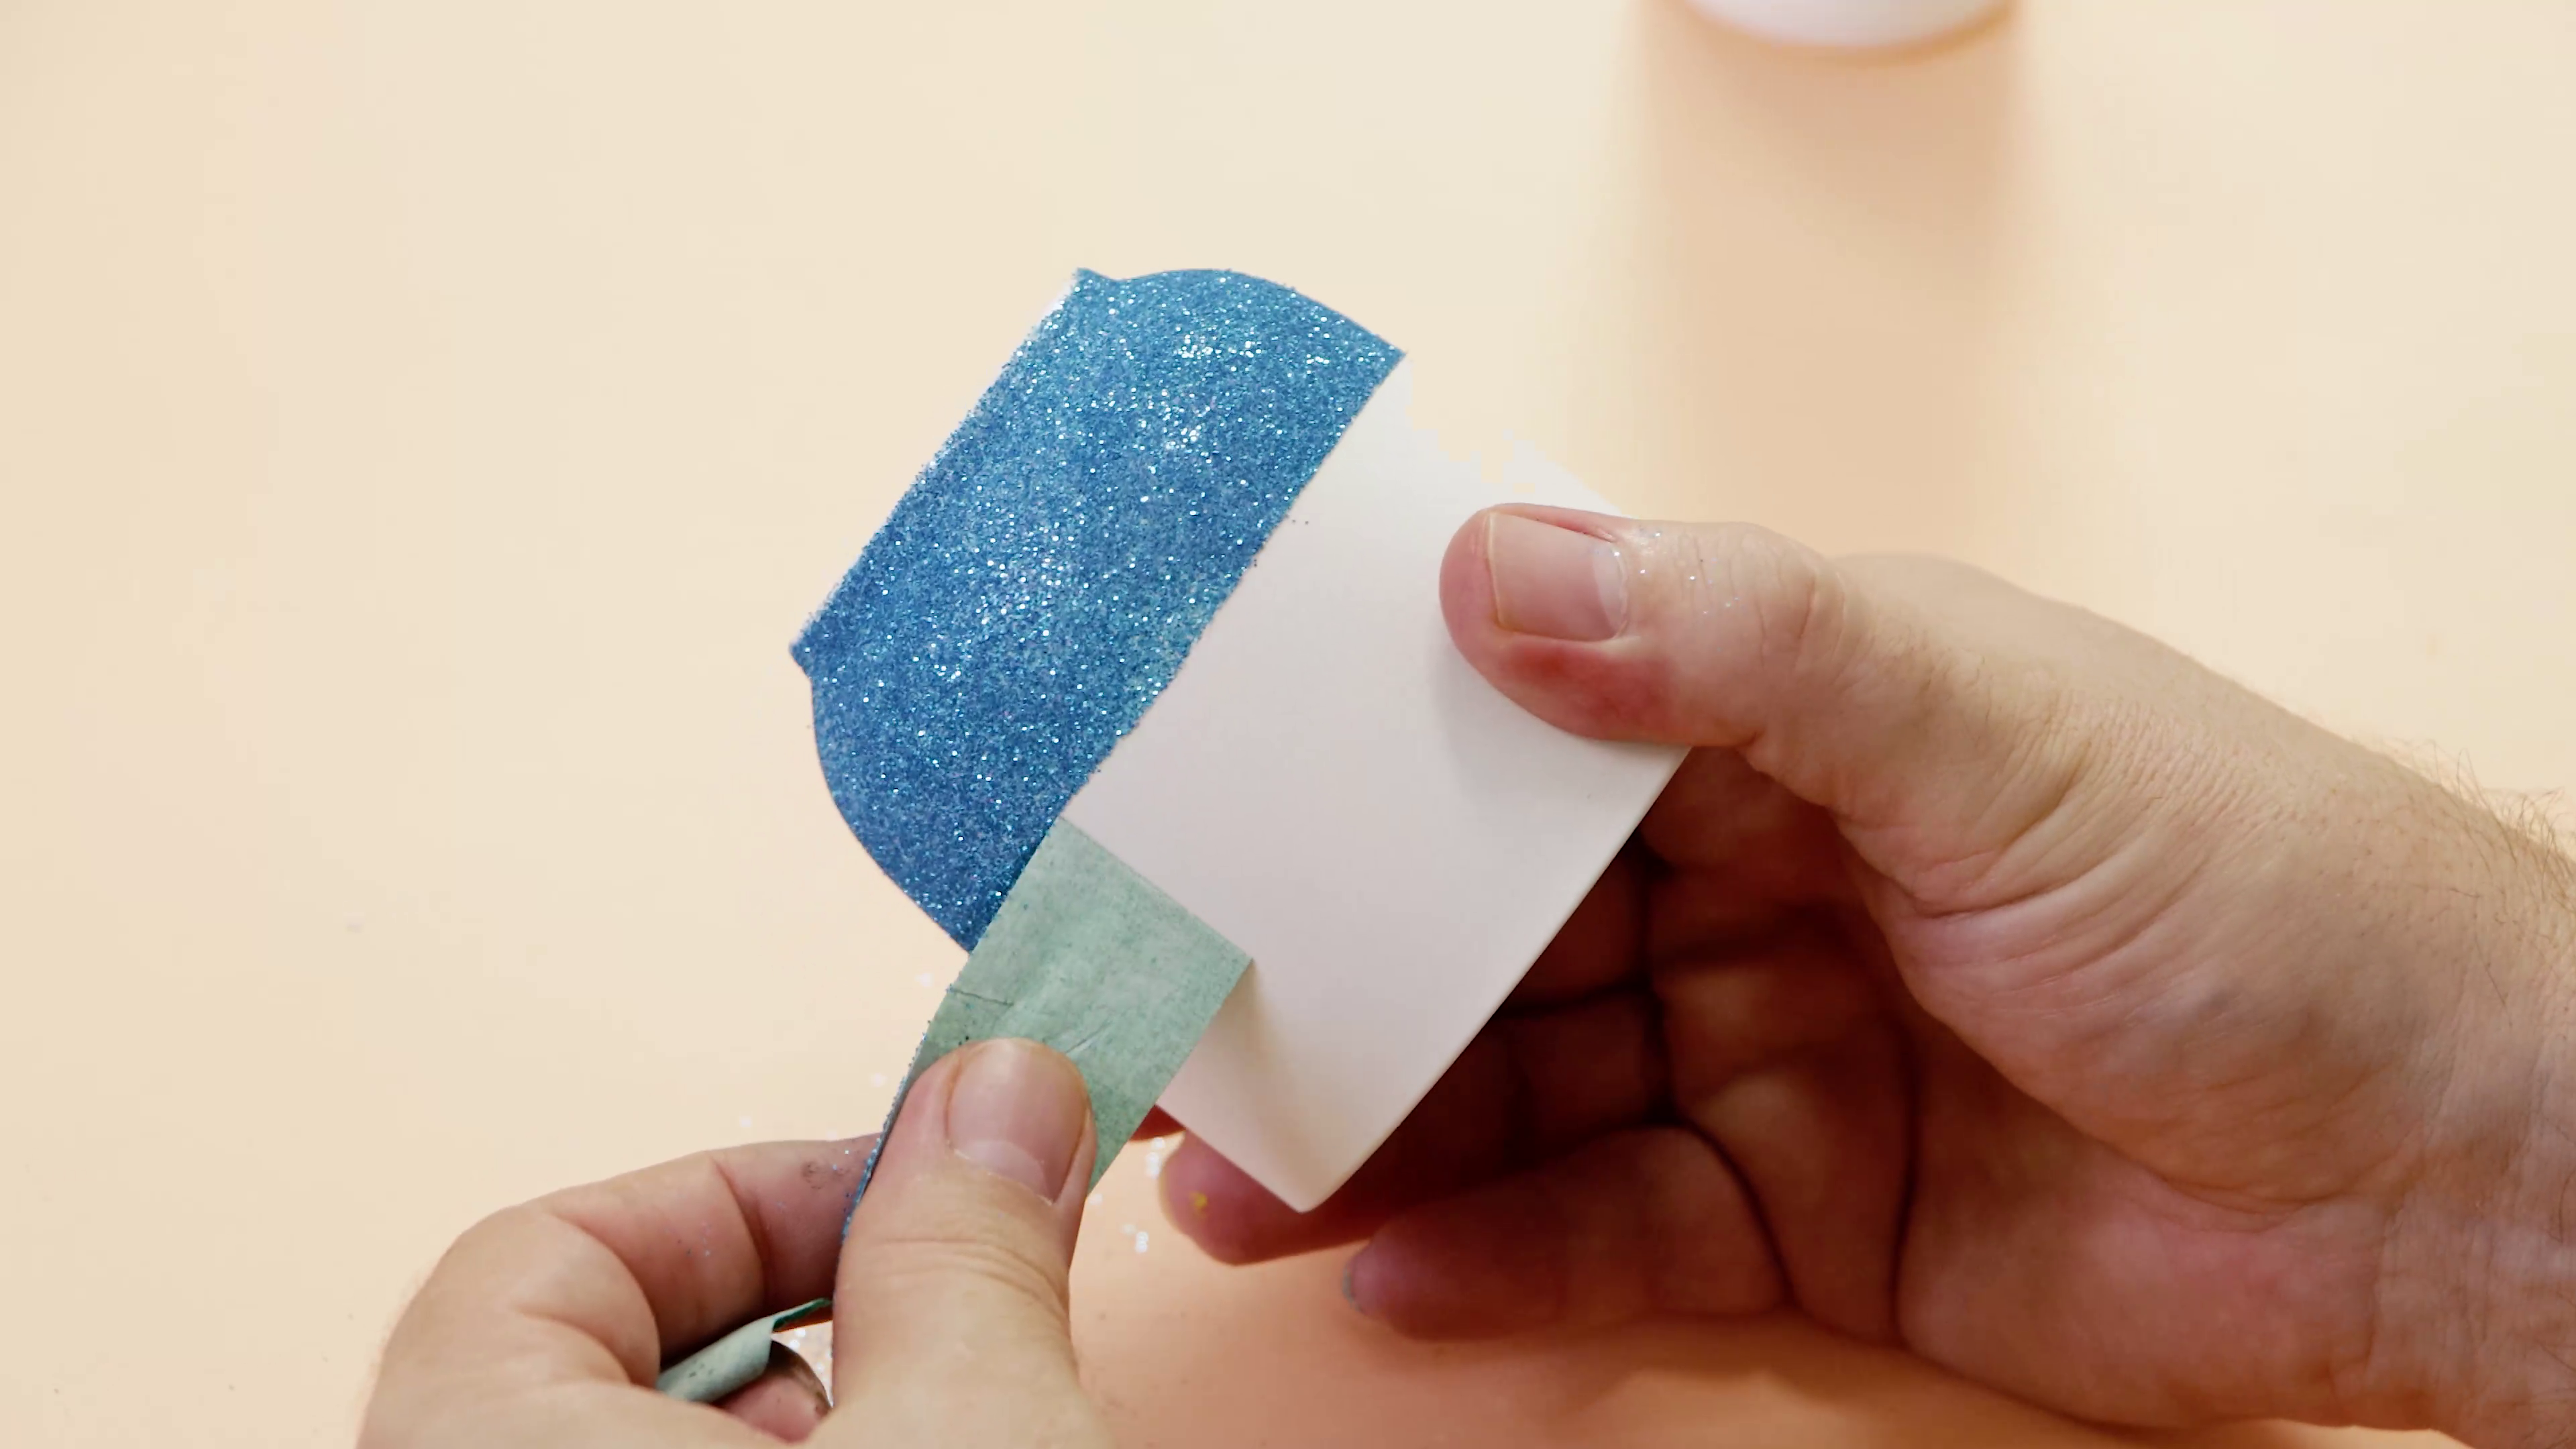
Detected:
[
  {"left": 362, "top": 1039, "right": 1113, "bottom": 1448},
  {"left": 1163, "top": 508, "right": 2576, "bottom": 1446}
]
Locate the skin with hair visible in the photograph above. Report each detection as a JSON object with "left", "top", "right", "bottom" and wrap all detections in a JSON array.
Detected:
[
  {"left": 1166, "top": 508, "right": 2576, "bottom": 1446},
  {"left": 364, "top": 508, "right": 2576, "bottom": 1447}
]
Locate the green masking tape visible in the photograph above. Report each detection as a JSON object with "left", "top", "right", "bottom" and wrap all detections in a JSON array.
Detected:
[
  {"left": 656, "top": 1297, "right": 830, "bottom": 1404},
  {"left": 869, "top": 818, "right": 1251, "bottom": 1194},
  {"left": 659, "top": 820, "right": 1248, "bottom": 1400}
]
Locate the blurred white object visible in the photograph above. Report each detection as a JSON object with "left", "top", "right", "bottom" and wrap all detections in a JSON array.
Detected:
[{"left": 1686, "top": 0, "right": 2003, "bottom": 49}]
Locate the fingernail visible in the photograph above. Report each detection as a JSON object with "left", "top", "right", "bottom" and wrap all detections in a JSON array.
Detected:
[
  {"left": 946, "top": 1039, "right": 1090, "bottom": 1199},
  {"left": 1486, "top": 513, "right": 1627, "bottom": 641},
  {"left": 1342, "top": 1252, "right": 1379, "bottom": 1319},
  {"left": 714, "top": 1344, "right": 830, "bottom": 1440}
]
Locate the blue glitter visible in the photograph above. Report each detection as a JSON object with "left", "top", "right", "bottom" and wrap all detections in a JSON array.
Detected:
[{"left": 793, "top": 270, "right": 1402, "bottom": 946}]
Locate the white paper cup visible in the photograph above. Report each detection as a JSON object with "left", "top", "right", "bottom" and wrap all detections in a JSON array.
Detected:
[{"left": 1686, "top": 0, "right": 2004, "bottom": 50}]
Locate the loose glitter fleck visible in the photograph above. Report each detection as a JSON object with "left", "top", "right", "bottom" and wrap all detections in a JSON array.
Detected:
[{"left": 794, "top": 269, "right": 1401, "bottom": 945}]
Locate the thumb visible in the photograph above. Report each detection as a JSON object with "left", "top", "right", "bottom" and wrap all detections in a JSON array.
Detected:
[
  {"left": 826, "top": 1039, "right": 1110, "bottom": 1449},
  {"left": 1440, "top": 506, "right": 2089, "bottom": 849}
]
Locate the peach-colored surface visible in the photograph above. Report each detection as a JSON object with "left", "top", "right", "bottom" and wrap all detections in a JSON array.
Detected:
[{"left": 3, "top": 2, "right": 2567, "bottom": 1444}]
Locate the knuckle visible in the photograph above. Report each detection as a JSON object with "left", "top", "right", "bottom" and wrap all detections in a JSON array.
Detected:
[
  {"left": 1609, "top": 1128, "right": 1782, "bottom": 1317},
  {"left": 857, "top": 1226, "right": 1071, "bottom": 1316},
  {"left": 1669, "top": 524, "right": 1846, "bottom": 674},
  {"left": 1631, "top": 523, "right": 1855, "bottom": 743},
  {"left": 1755, "top": 537, "right": 1850, "bottom": 686},
  {"left": 418, "top": 1205, "right": 545, "bottom": 1291}
]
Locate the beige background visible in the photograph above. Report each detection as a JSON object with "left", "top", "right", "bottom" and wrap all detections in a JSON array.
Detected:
[{"left": 5, "top": 1, "right": 2570, "bottom": 1444}]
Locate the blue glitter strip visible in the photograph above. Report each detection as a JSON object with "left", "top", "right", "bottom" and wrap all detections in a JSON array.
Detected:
[{"left": 794, "top": 270, "right": 1401, "bottom": 945}]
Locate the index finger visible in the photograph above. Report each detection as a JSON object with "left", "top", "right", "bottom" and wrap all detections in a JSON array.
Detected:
[{"left": 366, "top": 1138, "right": 870, "bottom": 1437}]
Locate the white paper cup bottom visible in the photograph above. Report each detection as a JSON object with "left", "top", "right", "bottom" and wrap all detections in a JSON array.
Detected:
[{"left": 1686, "top": 0, "right": 2004, "bottom": 50}]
